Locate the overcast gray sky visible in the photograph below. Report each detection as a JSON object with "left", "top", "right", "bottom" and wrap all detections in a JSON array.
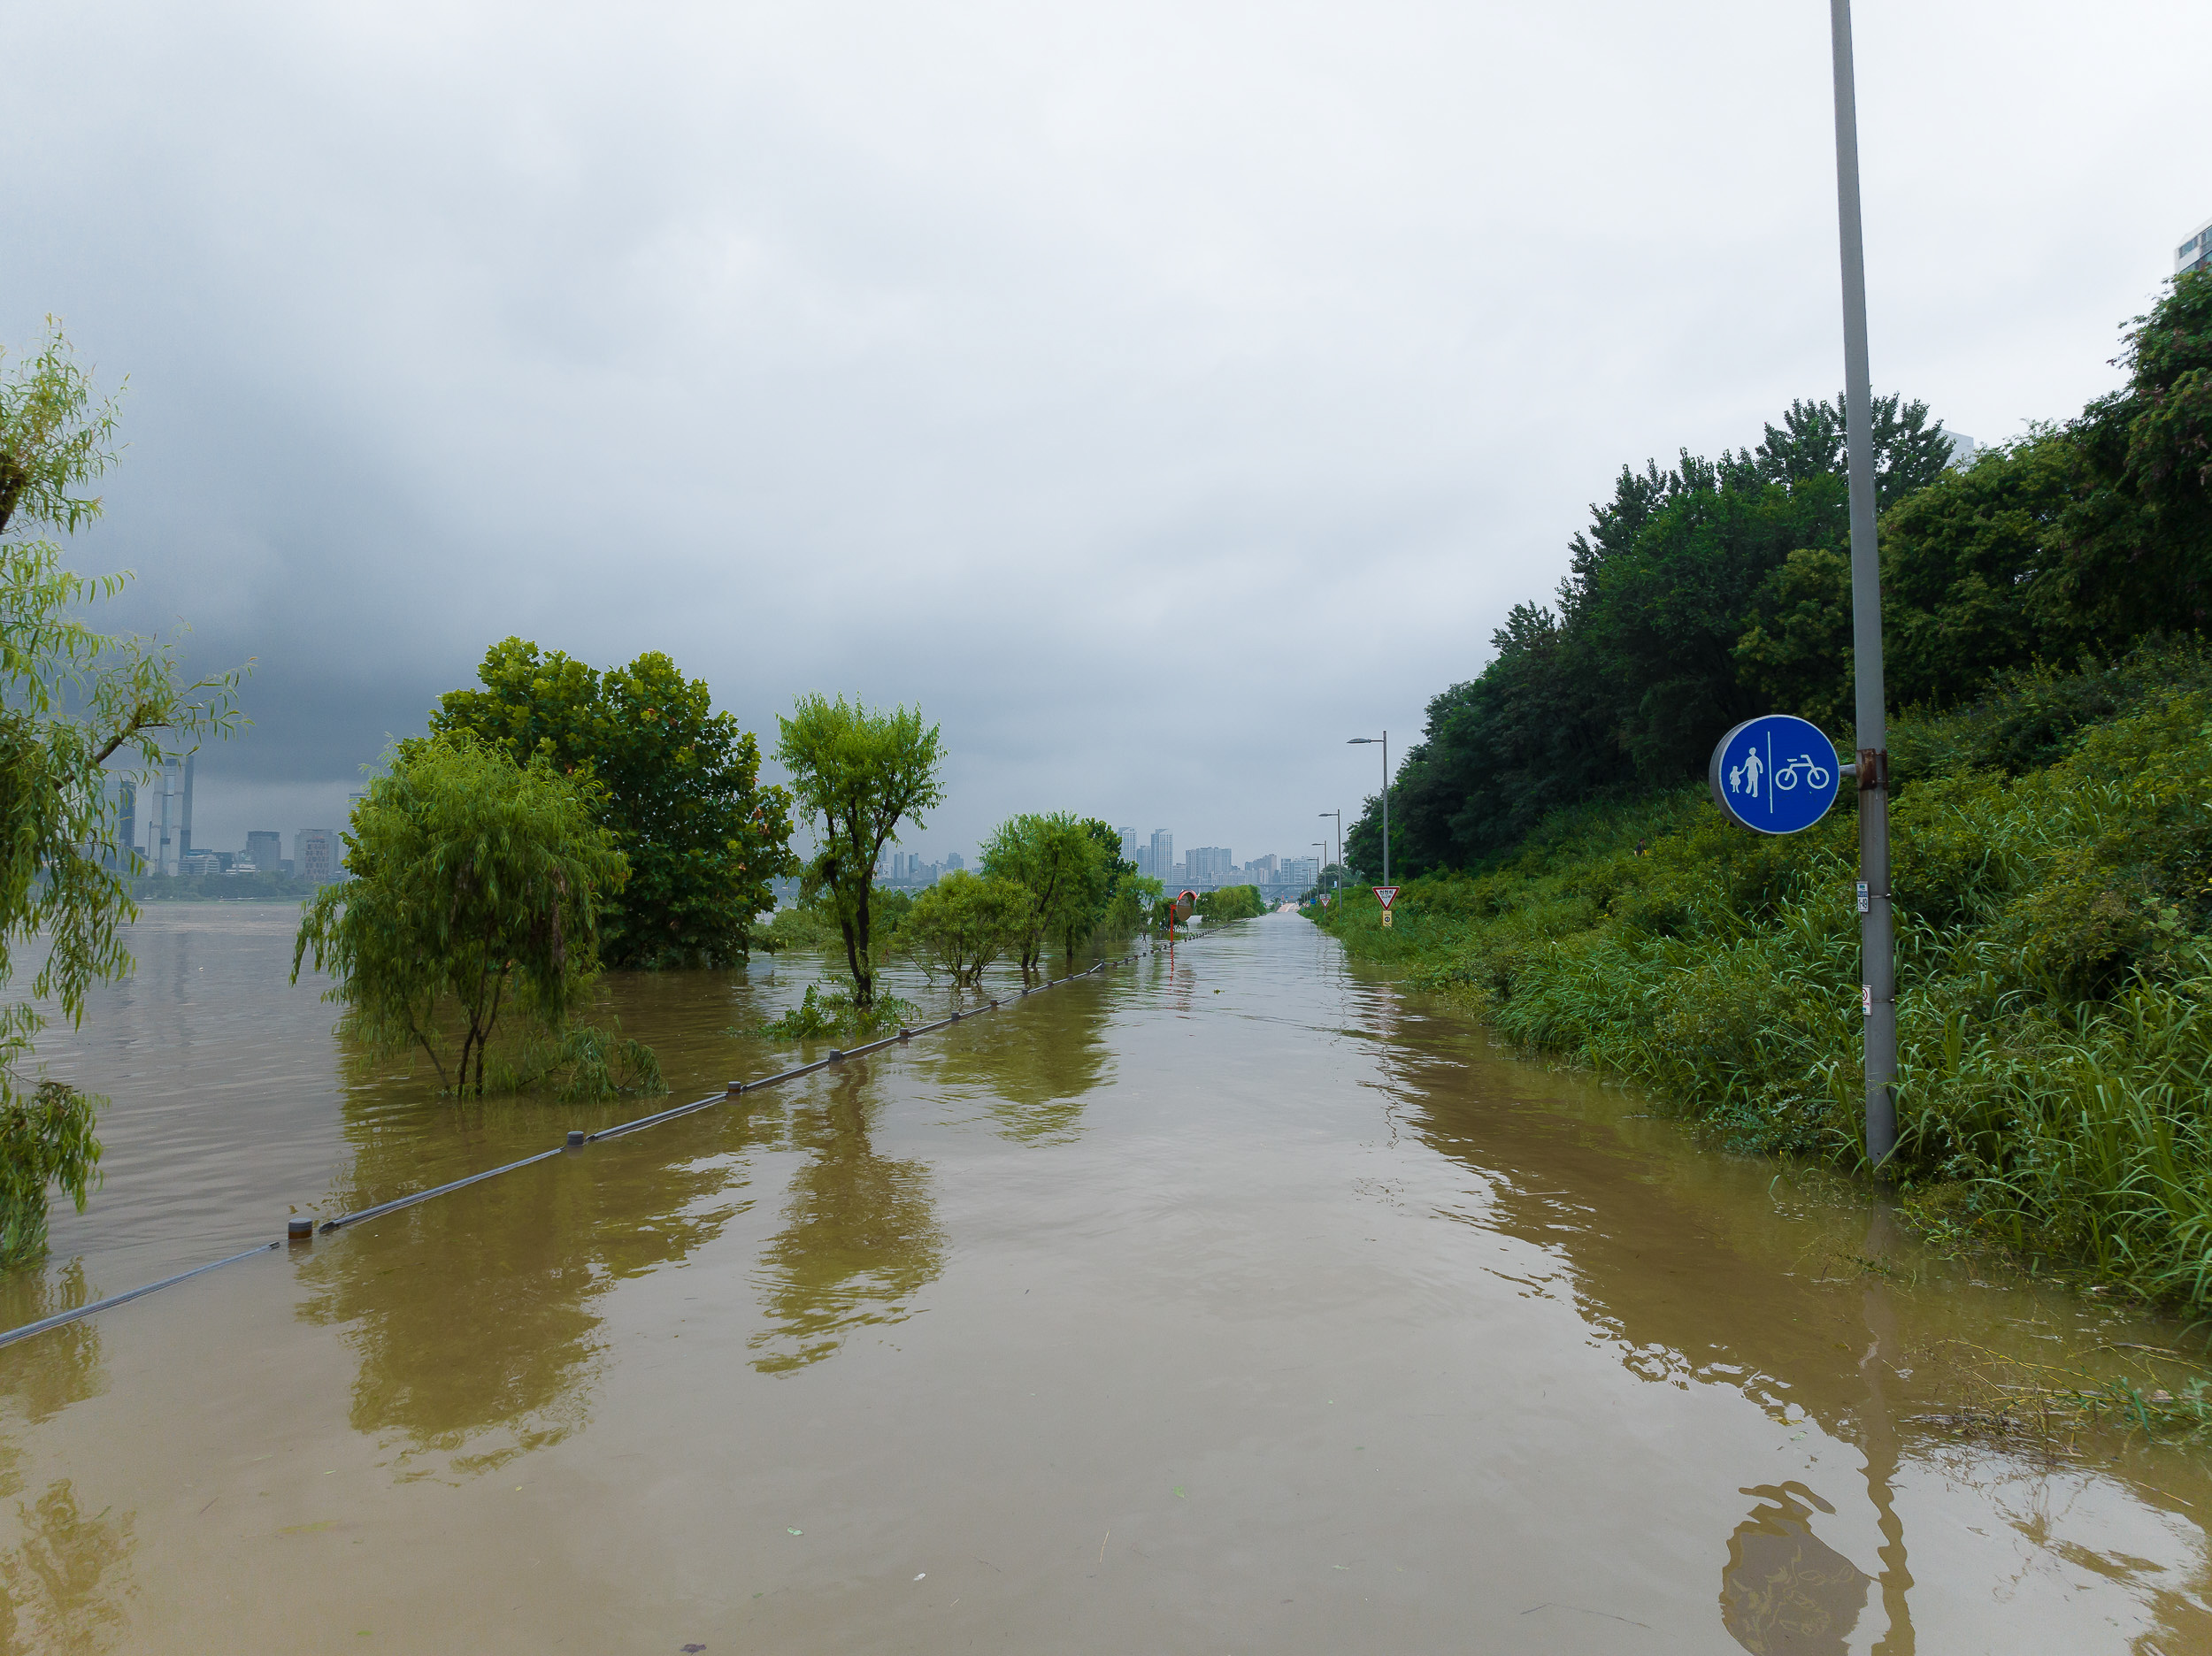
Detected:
[{"left": 5, "top": 0, "right": 2207, "bottom": 868}]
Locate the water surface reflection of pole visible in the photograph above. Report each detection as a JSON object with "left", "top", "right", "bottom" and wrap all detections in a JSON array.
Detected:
[
  {"left": 1859, "top": 1207, "right": 1916, "bottom": 1652},
  {"left": 1828, "top": 0, "right": 1898, "bottom": 1163}
]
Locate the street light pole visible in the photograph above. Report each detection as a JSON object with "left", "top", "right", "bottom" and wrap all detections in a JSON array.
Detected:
[
  {"left": 1318, "top": 810, "right": 1340, "bottom": 886},
  {"left": 1829, "top": 0, "right": 1895, "bottom": 1166},
  {"left": 1346, "top": 734, "right": 1388, "bottom": 886},
  {"left": 1312, "top": 841, "right": 1329, "bottom": 899}
]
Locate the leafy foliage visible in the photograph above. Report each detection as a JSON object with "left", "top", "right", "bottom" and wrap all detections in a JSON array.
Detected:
[
  {"left": 0, "top": 1079, "right": 100, "bottom": 1262},
  {"left": 293, "top": 735, "right": 630, "bottom": 1096},
  {"left": 432, "top": 638, "right": 795, "bottom": 968},
  {"left": 979, "top": 812, "right": 1108, "bottom": 976},
  {"left": 774, "top": 695, "right": 945, "bottom": 1006},
  {"left": 0, "top": 322, "right": 246, "bottom": 1260},
  {"left": 1195, "top": 885, "right": 1266, "bottom": 923},
  {"left": 751, "top": 983, "right": 920, "bottom": 1042},
  {"left": 898, "top": 869, "right": 1027, "bottom": 985}
]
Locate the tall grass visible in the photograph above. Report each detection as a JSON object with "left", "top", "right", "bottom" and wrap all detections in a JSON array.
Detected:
[{"left": 1318, "top": 643, "right": 2212, "bottom": 1306}]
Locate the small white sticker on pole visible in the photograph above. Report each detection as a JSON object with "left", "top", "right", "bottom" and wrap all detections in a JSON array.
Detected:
[
  {"left": 1373, "top": 886, "right": 1400, "bottom": 909},
  {"left": 1855, "top": 881, "right": 1870, "bottom": 915},
  {"left": 1862, "top": 984, "right": 1872, "bottom": 1017}
]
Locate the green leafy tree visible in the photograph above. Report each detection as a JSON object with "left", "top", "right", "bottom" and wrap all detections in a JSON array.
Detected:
[
  {"left": 1881, "top": 268, "right": 2212, "bottom": 701},
  {"left": 1730, "top": 548, "right": 1855, "bottom": 731},
  {"left": 431, "top": 638, "right": 795, "bottom": 968},
  {"left": 773, "top": 695, "right": 945, "bottom": 1007},
  {"left": 0, "top": 322, "right": 245, "bottom": 1260},
  {"left": 898, "top": 870, "right": 1027, "bottom": 985},
  {"left": 980, "top": 812, "right": 1108, "bottom": 976},
  {"left": 1195, "top": 884, "right": 1266, "bottom": 922},
  {"left": 292, "top": 735, "right": 628, "bottom": 1096},
  {"left": 1070, "top": 818, "right": 1146, "bottom": 954}
]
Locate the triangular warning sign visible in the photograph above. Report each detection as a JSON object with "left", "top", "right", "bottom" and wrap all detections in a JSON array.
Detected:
[{"left": 1374, "top": 886, "right": 1400, "bottom": 908}]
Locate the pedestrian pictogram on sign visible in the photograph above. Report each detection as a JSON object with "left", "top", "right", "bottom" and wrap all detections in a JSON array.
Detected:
[
  {"left": 1374, "top": 886, "right": 1400, "bottom": 908},
  {"left": 1707, "top": 715, "right": 1840, "bottom": 837}
]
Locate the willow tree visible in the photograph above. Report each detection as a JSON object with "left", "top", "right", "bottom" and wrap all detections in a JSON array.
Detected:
[
  {"left": 292, "top": 735, "right": 627, "bottom": 1096},
  {"left": 773, "top": 696, "right": 944, "bottom": 1007},
  {"left": 0, "top": 322, "right": 244, "bottom": 1261}
]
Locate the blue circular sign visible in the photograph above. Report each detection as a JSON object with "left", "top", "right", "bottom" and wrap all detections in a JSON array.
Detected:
[{"left": 1709, "top": 715, "right": 1842, "bottom": 835}]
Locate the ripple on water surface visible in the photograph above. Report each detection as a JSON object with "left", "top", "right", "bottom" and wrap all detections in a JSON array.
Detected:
[{"left": 0, "top": 912, "right": 2208, "bottom": 1652}]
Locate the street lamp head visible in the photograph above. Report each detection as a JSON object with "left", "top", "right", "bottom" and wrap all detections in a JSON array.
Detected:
[{"left": 1347, "top": 738, "right": 1378, "bottom": 745}]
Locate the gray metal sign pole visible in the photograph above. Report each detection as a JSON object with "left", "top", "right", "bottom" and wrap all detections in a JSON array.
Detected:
[{"left": 1828, "top": 0, "right": 1897, "bottom": 1163}]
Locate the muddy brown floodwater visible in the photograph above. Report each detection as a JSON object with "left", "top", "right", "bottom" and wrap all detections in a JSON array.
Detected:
[{"left": 1, "top": 906, "right": 2209, "bottom": 1652}]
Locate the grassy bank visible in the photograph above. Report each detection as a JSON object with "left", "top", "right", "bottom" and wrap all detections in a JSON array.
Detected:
[{"left": 1316, "top": 645, "right": 2212, "bottom": 1307}]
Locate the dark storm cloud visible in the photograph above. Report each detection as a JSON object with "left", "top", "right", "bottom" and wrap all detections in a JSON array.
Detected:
[{"left": 5, "top": 0, "right": 2207, "bottom": 858}]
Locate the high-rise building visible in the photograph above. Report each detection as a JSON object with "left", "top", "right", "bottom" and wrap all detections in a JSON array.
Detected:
[
  {"left": 945, "top": 851, "right": 964, "bottom": 871},
  {"left": 1187, "top": 847, "right": 1233, "bottom": 883},
  {"left": 1947, "top": 432, "right": 1978, "bottom": 470},
  {"left": 245, "top": 831, "right": 281, "bottom": 875},
  {"left": 114, "top": 779, "right": 137, "bottom": 871},
  {"left": 2178, "top": 216, "right": 2210, "bottom": 277},
  {"left": 1248, "top": 853, "right": 1279, "bottom": 879},
  {"left": 179, "top": 753, "right": 196, "bottom": 862},
  {"left": 296, "top": 828, "right": 340, "bottom": 885},
  {"left": 155, "top": 756, "right": 183, "bottom": 875},
  {"left": 1280, "top": 856, "right": 1319, "bottom": 890},
  {"left": 1148, "top": 830, "right": 1173, "bottom": 882},
  {"left": 1118, "top": 825, "right": 1140, "bottom": 864}
]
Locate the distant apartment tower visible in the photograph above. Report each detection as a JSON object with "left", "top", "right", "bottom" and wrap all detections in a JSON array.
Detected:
[
  {"left": 1946, "top": 432, "right": 1978, "bottom": 470},
  {"left": 1148, "top": 830, "right": 1172, "bottom": 882},
  {"left": 245, "top": 830, "right": 282, "bottom": 875},
  {"left": 146, "top": 753, "right": 195, "bottom": 870},
  {"left": 1118, "top": 825, "right": 1140, "bottom": 865},
  {"left": 945, "top": 851, "right": 964, "bottom": 871},
  {"left": 2179, "top": 216, "right": 2211, "bottom": 277},
  {"left": 1248, "top": 853, "right": 1279, "bottom": 879},
  {"left": 296, "top": 828, "right": 340, "bottom": 885},
  {"left": 113, "top": 778, "right": 137, "bottom": 871},
  {"left": 1281, "top": 856, "right": 1319, "bottom": 890},
  {"left": 1187, "top": 847, "right": 1233, "bottom": 883}
]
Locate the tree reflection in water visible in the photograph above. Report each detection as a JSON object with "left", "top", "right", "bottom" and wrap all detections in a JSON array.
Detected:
[
  {"left": 0, "top": 1480, "right": 136, "bottom": 1654},
  {"left": 0, "top": 1262, "right": 105, "bottom": 1431},
  {"left": 1386, "top": 1042, "right": 2212, "bottom": 1652},
  {"left": 927, "top": 986, "right": 1112, "bottom": 1145},
  {"left": 0, "top": 1265, "right": 135, "bottom": 1651},
  {"left": 749, "top": 1077, "right": 942, "bottom": 1374},
  {"left": 300, "top": 1102, "right": 764, "bottom": 1479}
]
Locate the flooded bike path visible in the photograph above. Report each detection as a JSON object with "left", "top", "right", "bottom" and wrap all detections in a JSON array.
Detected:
[{"left": 1, "top": 912, "right": 2208, "bottom": 1651}]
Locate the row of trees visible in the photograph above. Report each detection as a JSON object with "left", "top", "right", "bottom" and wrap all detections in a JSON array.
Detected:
[
  {"left": 780, "top": 813, "right": 1163, "bottom": 999},
  {"left": 1348, "top": 269, "right": 2212, "bottom": 877}
]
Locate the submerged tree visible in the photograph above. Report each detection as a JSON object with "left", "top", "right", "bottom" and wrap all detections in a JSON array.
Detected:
[
  {"left": 979, "top": 812, "right": 1107, "bottom": 977},
  {"left": 898, "top": 870, "right": 1026, "bottom": 986},
  {"left": 292, "top": 735, "right": 629, "bottom": 1097},
  {"left": 431, "top": 638, "right": 795, "bottom": 968},
  {"left": 0, "top": 322, "right": 245, "bottom": 1261},
  {"left": 773, "top": 695, "right": 944, "bottom": 1008}
]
